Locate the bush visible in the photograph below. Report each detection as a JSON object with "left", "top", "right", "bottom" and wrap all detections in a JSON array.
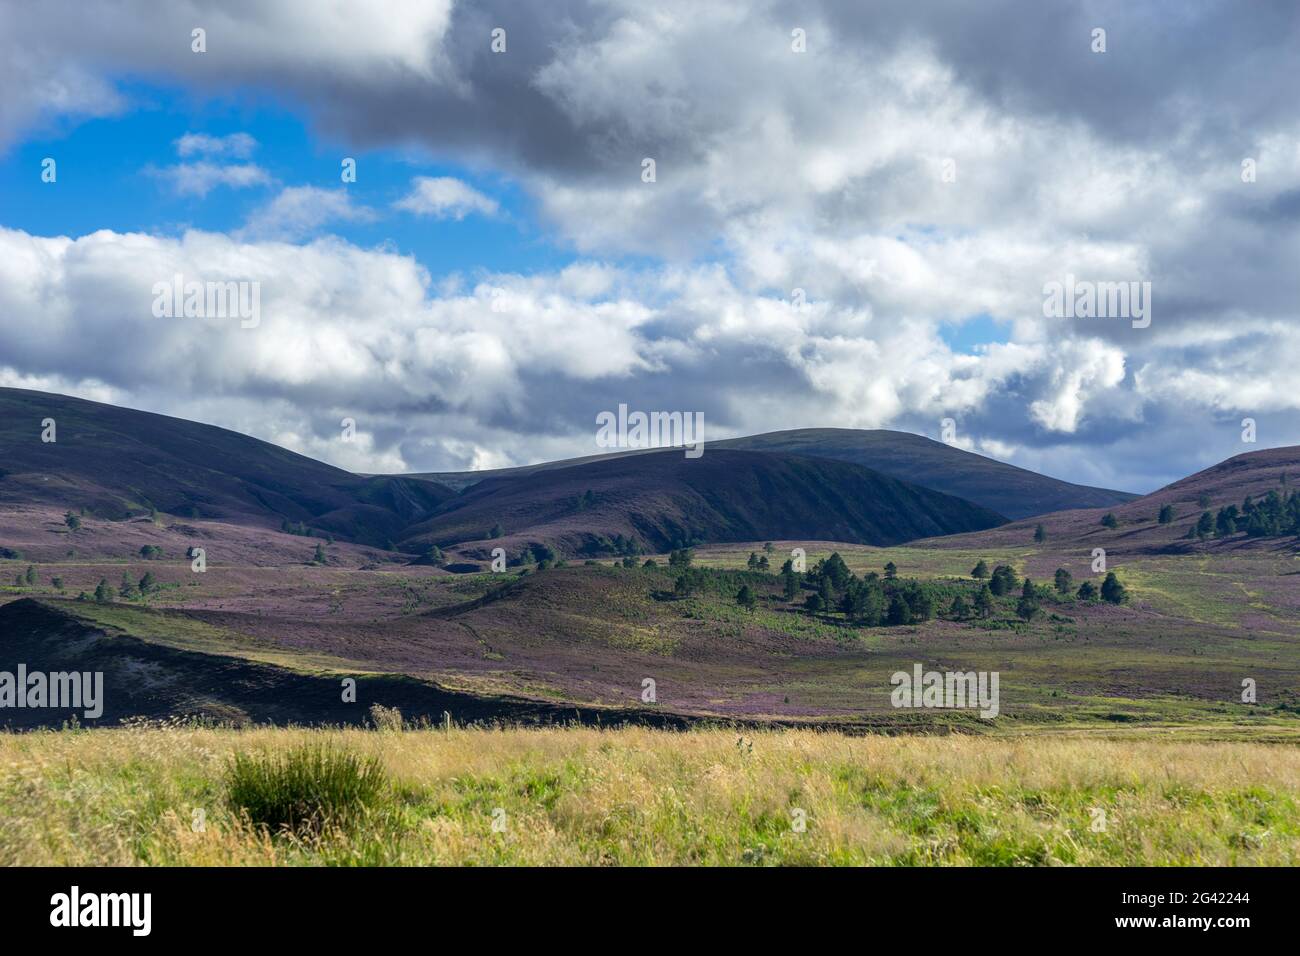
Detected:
[
  {"left": 369, "top": 703, "right": 404, "bottom": 731},
  {"left": 226, "top": 746, "right": 388, "bottom": 835}
]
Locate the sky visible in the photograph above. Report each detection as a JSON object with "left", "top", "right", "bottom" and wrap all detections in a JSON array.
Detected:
[{"left": 0, "top": 0, "right": 1297, "bottom": 493}]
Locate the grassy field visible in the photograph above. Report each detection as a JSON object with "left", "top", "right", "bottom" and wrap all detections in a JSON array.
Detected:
[
  {"left": 1, "top": 725, "right": 1297, "bottom": 866},
  {"left": 5, "top": 533, "right": 1300, "bottom": 725}
]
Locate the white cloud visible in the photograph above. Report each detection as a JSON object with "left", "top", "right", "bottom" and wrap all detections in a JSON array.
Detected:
[
  {"left": 155, "top": 162, "right": 271, "bottom": 197},
  {"left": 239, "top": 186, "right": 376, "bottom": 240},
  {"left": 175, "top": 132, "right": 258, "bottom": 159},
  {"left": 394, "top": 177, "right": 499, "bottom": 220},
  {"left": 2, "top": 1, "right": 1299, "bottom": 490}
]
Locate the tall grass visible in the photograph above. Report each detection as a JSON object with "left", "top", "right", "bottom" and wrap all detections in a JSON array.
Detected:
[
  {"left": 226, "top": 745, "right": 388, "bottom": 835},
  {"left": 1, "top": 726, "right": 1297, "bottom": 865}
]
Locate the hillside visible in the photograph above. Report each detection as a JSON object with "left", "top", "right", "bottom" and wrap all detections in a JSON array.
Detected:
[
  {"left": 925, "top": 444, "right": 1300, "bottom": 555},
  {"left": 711, "top": 429, "right": 1138, "bottom": 519},
  {"left": 0, "top": 598, "right": 694, "bottom": 729},
  {"left": 401, "top": 448, "right": 1008, "bottom": 559},
  {"left": 0, "top": 388, "right": 455, "bottom": 546},
  {"left": 417, "top": 428, "right": 1138, "bottom": 519}
]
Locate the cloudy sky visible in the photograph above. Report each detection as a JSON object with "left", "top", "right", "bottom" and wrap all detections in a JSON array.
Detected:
[{"left": 1, "top": 0, "right": 1297, "bottom": 492}]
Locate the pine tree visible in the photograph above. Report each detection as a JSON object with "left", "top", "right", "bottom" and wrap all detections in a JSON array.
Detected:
[
  {"left": 973, "top": 586, "right": 993, "bottom": 618},
  {"left": 1157, "top": 504, "right": 1175, "bottom": 524},
  {"left": 94, "top": 578, "right": 112, "bottom": 603},
  {"left": 971, "top": 559, "right": 989, "bottom": 579},
  {"left": 949, "top": 595, "right": 970, "bottom": 619},
  {"left": 1100, "top": 572, "right": 1127, "bottom": 604},
  {"left": 1033, "top": 523, "right": 1047, "bottom": 543},
  {"left": 1015, "top": 591, "right": 1039, "bottom": 620},
  {"left": 1054, "top": 568, "right": 1073, "bottom": 594},
  {"left": 736, "top": 584, "right": 755, "bottom": 609},
  {"left": 989, "top": 565, "right": 1018, "bottom": 596}
]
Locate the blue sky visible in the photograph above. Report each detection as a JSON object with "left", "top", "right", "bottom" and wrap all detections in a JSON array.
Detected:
[{"left": 0, "top": 83, "right": 578, "bottom": 280}]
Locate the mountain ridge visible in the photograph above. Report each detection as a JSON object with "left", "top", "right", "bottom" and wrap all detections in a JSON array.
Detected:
[{"left": 413, "top": 427, "right": 1138, "bottom": 520}]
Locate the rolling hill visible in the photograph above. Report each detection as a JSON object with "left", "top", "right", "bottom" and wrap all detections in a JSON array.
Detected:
[
  {"left": 402, "top": 447, "right": 1008, "bottom": 559},
  {"left": 0, "top": 388, "right": 455, "bottom": 546},
  {"left": 417, "top": 428, "right": 1138, "bottom": 519},
  {"left": 2, "top": 389, "right": 1010, "bottom": 559},
  {"left": 924, "top": 444, "right": 1300, "bottom": 555}
]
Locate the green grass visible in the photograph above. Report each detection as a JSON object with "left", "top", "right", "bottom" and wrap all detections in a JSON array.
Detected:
[
  {"left": 225, "top": 745, "right": 389, "bottom": 835},
  {"left": 2, "top": 726, "right": 1297, "bottom": 866}
]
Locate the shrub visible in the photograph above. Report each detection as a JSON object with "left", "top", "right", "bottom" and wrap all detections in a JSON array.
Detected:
[
  {"left": 226, "top": 745, "right": 388, "bottom": 835},
  {"left": 1100, "top": 512, "right": 1119, "bottom": 529},
  {"left": 369, "top": 703, "right": 404, "bottom": 732},
  {"left": 668, "top": 548, "right": 694, "bottom": 568}
]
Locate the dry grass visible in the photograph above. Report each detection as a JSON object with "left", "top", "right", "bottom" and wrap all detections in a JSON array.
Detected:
[{"left": 1, "top": 725, "right": 1297, "bottom": 866}]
